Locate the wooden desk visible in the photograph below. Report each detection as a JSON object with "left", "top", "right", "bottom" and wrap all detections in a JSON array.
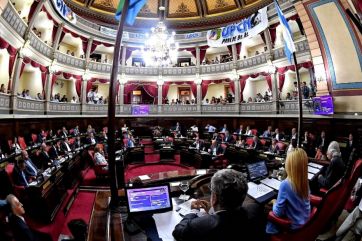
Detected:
[{"left": 159, "top": 147, "right": 175, "bottom": 161}]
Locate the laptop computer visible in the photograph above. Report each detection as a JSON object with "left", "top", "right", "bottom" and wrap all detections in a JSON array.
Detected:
[
  {"left": 247, "top": 161, "right": 269, "bottom": 182},
  {"left": 125, "top": 183, "right": 173, "bottom": 214}
]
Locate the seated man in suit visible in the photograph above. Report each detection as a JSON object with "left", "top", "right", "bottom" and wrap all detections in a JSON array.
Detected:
[
  {"left": 173, "top": 169, "right": 256, "bottom": 241},
  {"left": 21, "top": 150, "right": 39, "bottom": 178},
  {"left": 6, "top": 194, "right": 37, "bottom": 241},
  {"left": 190, "top": 137, "right": 205, "bottom": 151},
  {"left": 273, "top": 128, "right": 283, "bottom": 141},
  {"left": 220, "top": 123, "right": 228, "bottom": 133},
  {"left": 268, "top": 139, "right": 280, "bottom": 154},
  {"left": 61, "top": 138, "right": 73, "bottom": 154},
  {"left": 234, "top": 124, "right": 244, "bottom": 135},
  {"left": 49, "top": 141, "right": 62, "bottom": 160},
  {"left": 208, "top": 140, "right": 225, "bottom": 160},
  {"left": 74, "top": 136, "right": 82, "bottom": 150},
  {"left": 36, "top": 143, "right": 52, "bottom": 169},
  {"left": 85, "top": 133, "right": 97, "bottom": 145},
  {"left": 223, "top": 131, "right": 235, "bottom": 144},
  {"left": 12, "top": 159, "right": 30, "bottom": 187}
]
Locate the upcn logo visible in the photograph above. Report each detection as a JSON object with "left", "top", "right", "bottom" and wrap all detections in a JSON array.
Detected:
[{"left": 208, "top": 29, "right": 222, "bottom": 40}]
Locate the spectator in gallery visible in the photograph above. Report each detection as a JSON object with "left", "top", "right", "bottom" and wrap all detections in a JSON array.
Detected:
[
  {"left": 302, "top": 82, "right": 310, "bottom": 99},
  {"left": 36, "top": 93, "right": 43, "bottom": 100},
  {"left": 71, "top": 96, "right": 77, "bottom": 103},
  {"left": 0, "top": 84, "right": 5, "bottom": 93},
  {"left": 286, "top": 92, "right": 293, "bottom": 100}
]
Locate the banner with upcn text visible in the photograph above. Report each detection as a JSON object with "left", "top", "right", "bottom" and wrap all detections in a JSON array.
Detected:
[
  {"left": 207, "top": 7, "right": 268, "bottom": 47},
  {"left": 52, "top": 0, "right": 77, "bottom": 24}
]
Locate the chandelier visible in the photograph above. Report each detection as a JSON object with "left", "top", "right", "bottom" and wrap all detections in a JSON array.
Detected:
[{"left": 142, "top": 21, "right": 179, "bottom": 67}]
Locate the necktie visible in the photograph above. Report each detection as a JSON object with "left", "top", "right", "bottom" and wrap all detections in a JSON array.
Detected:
[{"left": 26, "top": 160, "right": 37, "bottom": 175}]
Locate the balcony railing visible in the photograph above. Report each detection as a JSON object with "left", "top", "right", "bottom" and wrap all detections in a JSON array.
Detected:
[
  {"left": 29, "top": 32, "right": 53, "bottom": 59},
  {"left": 83, "top": 104, "right": 108, "bottom": 115},
  {"left": 124, "top": 66, "right": 159, "bottom": 76},
  {"left": 279, "top": 100, "right": 314, "bottom": 114},
  {"left": 16, "top": 98, "right": 44, "bottom": 114},
  {"left": 162, "top": 67, "right": 197, "bottom": 76},
  {"left": 200, "top": 62, "right": 234, "bottom": 75},
  {"left": 240, "top": 102, "right": 276, "bottom": 115},
  {"left": 1, "top": 2, "right": 27, "bottom": 38},
  {"left": 0, "top": 93, "right": 10, "bottom": 114},
  {"left": 48, "top": 102, "right": 81, "bottom": 115},
  {"left": 88, "top": 61, "right": 112, "bottom": 73},
  {"left": 54, "top": 51, "right": 86, "bottom": 69},
  {"left": 237, "top": 53, "right": 268, "bottom": 69}
]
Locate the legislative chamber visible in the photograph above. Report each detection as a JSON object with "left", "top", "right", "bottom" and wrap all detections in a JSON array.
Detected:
[{"left": 0, "top": 0, "right": 361, "bottom": 241}]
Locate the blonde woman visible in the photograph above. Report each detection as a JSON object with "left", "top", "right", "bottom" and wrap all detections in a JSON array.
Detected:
[{"left": 266, "top": 148, "right": 310, "bottom": 234}]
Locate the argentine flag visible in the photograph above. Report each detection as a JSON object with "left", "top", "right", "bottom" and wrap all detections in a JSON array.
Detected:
[{"left": 274, "top": 1, "right": 296, "bottom": 64}]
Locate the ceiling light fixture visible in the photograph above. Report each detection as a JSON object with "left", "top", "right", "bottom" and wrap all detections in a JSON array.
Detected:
[{"left": 142, "top": 21, "right": 179, "bottom": 67}]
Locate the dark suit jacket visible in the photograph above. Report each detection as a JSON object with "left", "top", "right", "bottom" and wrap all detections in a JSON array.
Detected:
[
  {"left": 49, "top": 145, "right": 61, "bottom": 159},
  {"left": 318, "top": 155, "right": 346, "bottom": 189},
  {"left": 24, "top": 159, "right": 38, "bottom": 177},
  {"left": 9, "top": 214, "right": 37, "bottom": 241},
  {"left": 36, "top": 151, "right": 52, "bottom": 169},
  {"left": 12, "top": 166, "right": 28, "bottom": 187},
  {"left": 224, "top": 135, "right": 235, "bottom": 144},
  {"left": 61, "top": 142, "right": 73, "bottom": 153},
  {"left": 173, "top": 208, "right": 255, "bottom": 241},
  {"left": 190, "top": 141, "right": 205, "bottom": 151},
  {"left": 316, "top": 137, "right": 329, "bottom": 151}
]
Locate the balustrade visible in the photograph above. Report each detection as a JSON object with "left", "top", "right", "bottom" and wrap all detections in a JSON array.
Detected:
[
  {"left": 0, "top": 93, "right": 10, "bottom": 114},
  {"left": 16, "top": 98, "right": 45, "bottom": 114},
  {"left": 48, "top": 102, "right": 81, "bottom": 115}
]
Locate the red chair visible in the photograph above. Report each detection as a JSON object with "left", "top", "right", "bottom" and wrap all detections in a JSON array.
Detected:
[
  {"left": 17, "top": 137, "right": 27, "bottom": 150},
  {"left": 68, "top": 138, "right": 75, "bottom": 145},
  {"left": 251, "top": 129, "right": 258, "bottom": 136},
  {"left": 88, "top": 150, "right": 108, "bottom": 178},
  {"left": 31, "top": 134, "right": 37, "bottom": 143},
  {"left": 69, "top": 129, "right": 74, "bottom": 135},
  {"left": 268, "top": 159, "right": 362, "bottom": 241},
  {"left": 123, "top": 139, "right": 129, "bottom": 148},
  {"left": 5, "top": 164, "right": 26, "bottom": 198},
  {"left": 246, "top": 137, "right": 254, "bottom": 146},
  {"left": 276, "top": 142, "right": 287, "bottom": 152},
  {"left": 260, "top": 139, "right": 266, "bottom": 146}
]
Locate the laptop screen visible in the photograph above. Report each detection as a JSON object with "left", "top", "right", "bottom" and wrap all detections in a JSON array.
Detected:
[
  {"left": 247, "top": 161, "right": 268, "bottom": 181},
  {"left": 125, "top": 184, "right": 173, "bottom": 214}
]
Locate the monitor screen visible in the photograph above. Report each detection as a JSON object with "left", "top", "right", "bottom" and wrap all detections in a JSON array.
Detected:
[
  {"left": 131, "top": 105, "right": 149, "bottom": 116},
  {"left": 125, "top": 184, "right": 173, "bottom": 214},
  {"left": 247, "top": 161, "right": 268, "bottom": 181},
  {"left": 313, "top": 95, "right": 334, "bottom": 115}
]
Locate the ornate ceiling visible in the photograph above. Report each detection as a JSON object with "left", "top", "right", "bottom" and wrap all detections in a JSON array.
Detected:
[{"left": 64, "top": 0, "right": 272, "bottom": 31}]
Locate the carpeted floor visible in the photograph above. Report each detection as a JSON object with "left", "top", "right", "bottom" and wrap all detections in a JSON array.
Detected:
[{"left": 59, "top": 191, "right": 96, "bottom": 237}]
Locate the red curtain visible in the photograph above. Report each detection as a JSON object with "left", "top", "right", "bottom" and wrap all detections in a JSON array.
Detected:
[
  {"left": 190, "top": 83, "right": 197, "bottom": 99},
  {"left": 201, "top": 80, "right": 211, "bottom": 99},
  {"left": 124, "top": 83, "right": 138, "bottom": 104},
  {"left": 276, "top": 61, "right": 314, "bottom": 92},
  {"left": 229, "top": 81, "right": 235, "bottom": 94},
  {"left": 86, "top": 81, "right": 93, "bottom": 95},
  {"left": 75, "top": 78, "right": 82, "bottom": 97},
  {"left": 236, "top": 43, "right": 241, "bottom": 56},
  {"left": 239, "top": 75, "right": 249, "bottom": 101},
  {"left": 265, "top": 75, "right": 272, "bottom": 91},
  {"left": 260, "top": 32, "right": 266, "bottom": 45},
  {"left": 28, "top": 0, "right": 39, "bottom": 23},
  {"left": 51, "top": 71, "right": 61, "bottom": 96},
  {"left": 278, "top": 74, "right": 286, "bottom": 92},
  {"left": 199, "top": 46, "right": 209, "bottom": 63},
  {"left": 162, "top": 82, "right": 170, "bottom": 103},
  {"left": 227, "top": 45, "right": 232, "bottom": 54},
  {"left": 52, "top": 25, "right": 58, "bottom": 44},
  {"left": 0, "top": 37, "right": 17, "bottom": 91},
  {"left": 268, "top": 24, "right": 278, "bottom": 46}
]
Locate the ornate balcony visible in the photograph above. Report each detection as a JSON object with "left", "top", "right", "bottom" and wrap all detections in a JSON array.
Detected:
[
  {"left": 202, "top": 104, "right": 238, "bottom": 115},
  {"left": 83, "top": 104, "right": 108, "bottom": 115},
  {"left": 48, "top": 102, "right": 81, "bottom": 115},
  {"left": 124, "top": 66, "right": 159, "bottom": 76},
  {"left": 54, "top": 51, "right": 86, "bottom": 69},
  {"left": 88, "top": 61, "right": 112, "bottom": 73},
  {"left": 237, "top": 53, "right": 268, "bottom": 69},
  {"left": 15, "top": 98, "right": 45, "bottom": 114},
  {"left": 1, "top": 2, "right": 27, "bottom": 38},
  {"left": 29, "top": 32, "right": 53, "bottom": 59},
  {"left": 279, "top": 100, "right": 314, "bottom": 114},
  {"left": 0, "top": 93, "right": 10, "bottom": 114},
  {"left": 240, "top": 101, "right": 276, "bottom": 115},
  {"left": 162, "top": 67, "right": 197, "bottom": 76}
]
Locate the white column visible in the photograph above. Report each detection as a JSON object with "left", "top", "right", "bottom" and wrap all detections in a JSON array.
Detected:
[
  {"left": 81, "top": 78, "right": 88, "bottom": 115},
  {"left": 119, "top": 83, "right": 124, "bottom": 105},
  {"left": 233, "top": 77, "right": 240, "bottom": 104},
  {"left": 121, "top": 46, "right": 127, "bottom": 67},
  {"left": 196, "top": 47, "right": 200, "bottom": 67},
  {"left": 157, "top": 85, "right": 163, "bottom": 105},
  {"left": 44, "top": 68, "right": 53, "bottom": 113},
  {"left": 10, "top": 51, "right": 24, "bottom": 112},
  {"left": 85, "top": 38, "right": 93, "bottom": 62},
  {"left": 52, "top": 23, "right": 64, "bottom": 50},
  {"left": 26, "top": 0, "right": 46, "bottom": 36}
]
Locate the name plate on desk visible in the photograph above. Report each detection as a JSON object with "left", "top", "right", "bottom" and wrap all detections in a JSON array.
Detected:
[{"left": 42, "top": 180, "right": 51, "bottom": 190}]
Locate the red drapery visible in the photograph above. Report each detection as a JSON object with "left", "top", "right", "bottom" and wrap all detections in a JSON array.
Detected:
[
  {"left": 28, "top": 0, "right": 39, "bottom": 23},
  {"left": 20, "top": 57, "right": 48, "bottom": 93},
  {"left": 124, "top": 83, "right": 138, "bottom": 104},
  {"left": 162, "top": 82, "right": 170, "bottom": 104},
  {"left": 239, "top": 75, "right": 249, "bottom": 101},
  {"left": 277, "top": 61, "right": 314, "bottom": 91},
  {"left": 51, "top": 72, "right": 82, "bottom": 97},
  {"left": 260, "top": 32, "right": 266, "bottom": 45},
  {"left": 75, "top": 78, "right": 82, "bottom": 98},
  {"left": 229, "top": 81, "right": 235, "bottom": 94},
  {"left": 142, "top": 83, "right": 158, "bottom": 104},
  {"left": 0, "top": 37, "right": 17, "bottom": 91}
]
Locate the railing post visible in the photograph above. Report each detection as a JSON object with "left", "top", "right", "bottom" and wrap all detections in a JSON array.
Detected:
[
  {"left": 9, "top": 50, "right": 24, "bottom": 113},
  {"left": 81, "top": 78, "right": 88, "bottom": 114},
  {"left": 44, "top": 67, "right": 53, "bottom": 114}
]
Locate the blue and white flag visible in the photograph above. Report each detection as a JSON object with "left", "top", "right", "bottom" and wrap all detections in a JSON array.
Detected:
[
  {"left": 115, "top": 0, "right": 147, "bottom": 26},
  {"left": 274, "top": 1, "right": 296, "bottom": 64}
]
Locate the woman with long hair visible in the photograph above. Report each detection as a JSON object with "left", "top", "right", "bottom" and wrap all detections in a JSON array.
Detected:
[{"left": 266, "top": 148, "right": 310, "bottom": 234}]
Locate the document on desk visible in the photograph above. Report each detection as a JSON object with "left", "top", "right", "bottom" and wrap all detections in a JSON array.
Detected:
[
  {"left": 138, "top": 175, "right": 151, "bottom": 180},
  {"left": 308, "top": 166, "right": 320, "bottom": 174},
  {"left": 308, "top": 173, "right": 315, "bottom": 181},
  {"left": 308, "top": 162, "right": 323, "bottom": 169},
  {"left": 260, "top": 178, "right": 281, "bottom": 191},
  {"left": 247, "top": 182, "right": 274, "bottom": 199}
]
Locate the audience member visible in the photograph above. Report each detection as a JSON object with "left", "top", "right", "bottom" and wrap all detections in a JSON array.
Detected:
[
  {"left": 21, "top": 150, "right": 39, "bottom": 177},
  {"left": 173, "top": 169, "right": 256, "bottom": 241},
  {"left": 266, "top": 148, "right": 310, "bottom": 234},
  {"left": 0, "top": 84, "right": 5, "bottom": 93},
  {"left": 94, "top": 146, "right": 108, "bottom": 170},
  {"left": 263, "top": 126, "right": 273, "bottom": 138},
  {"left": 13, "top": 159, "right": 30, "bottom": 187}
]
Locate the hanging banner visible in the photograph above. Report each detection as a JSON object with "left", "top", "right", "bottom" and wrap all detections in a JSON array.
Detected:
[
  {"left": 52, "top": 0, "right": 77, "bottom": 24},
  {"left": 100, "top": 26, "right": 129, "bottom": 40},
  {"left": 207, "top": 7, "right": 268, "bottom": 47}
]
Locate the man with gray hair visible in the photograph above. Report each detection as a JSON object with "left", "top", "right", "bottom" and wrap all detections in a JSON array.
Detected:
[
  {"left": 173, "top": 169, "right": 256, "bottom": 241},
  {"left": 318, "top": 141, "right": 346, "bottom": 189}
]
